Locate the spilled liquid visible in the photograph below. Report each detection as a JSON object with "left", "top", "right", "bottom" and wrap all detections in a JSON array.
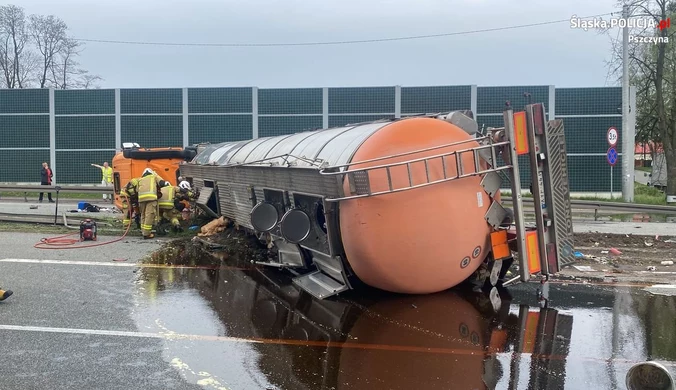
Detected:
[{"left": 130, "top": 242, "right": 676, "bottom": 390}]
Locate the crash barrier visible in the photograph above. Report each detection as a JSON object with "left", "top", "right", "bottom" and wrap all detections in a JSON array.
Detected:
[
  {"left": 501, "top": 198, "right": 676, "bottom": 216},
  {"left": 0, "top": 184, "right": 114, "bottom": 195},
  {"left": 626, "top": 361, "right": 674, "bottom": 390},
  {"left": 0, "top": 184, "right": 115, "bottom": 225}
]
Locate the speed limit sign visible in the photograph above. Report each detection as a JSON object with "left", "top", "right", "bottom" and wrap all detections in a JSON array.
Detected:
[{"left": 607, "top": 127, "right": 619, "bottom": 147}]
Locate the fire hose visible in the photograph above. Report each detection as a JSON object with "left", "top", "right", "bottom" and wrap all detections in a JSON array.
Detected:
[{"left": 34, "top": 194, "right": 134, "bottom": 250}]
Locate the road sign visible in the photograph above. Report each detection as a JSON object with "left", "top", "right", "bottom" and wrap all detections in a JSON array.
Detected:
[
  {"left": 607, "top": 147, "right": 618, "bottom": 166},
  {"left": 607, "top": 127, "right": 619, "bottom": 147}
]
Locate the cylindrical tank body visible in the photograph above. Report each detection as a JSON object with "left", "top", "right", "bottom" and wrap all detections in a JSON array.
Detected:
[
  {"left": 185, "top": 116, "right": 494, "bottom": 295},
  {"left": 339, "top": 118, "right": 492, "bottom": 294}
]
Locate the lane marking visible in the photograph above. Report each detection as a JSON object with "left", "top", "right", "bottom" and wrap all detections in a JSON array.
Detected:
[
  {"left": 0, "top": 258, "right": 249, "bottom": 271},
  {"left": 0, "top": 324, "right": 674, "bottom": 368}
]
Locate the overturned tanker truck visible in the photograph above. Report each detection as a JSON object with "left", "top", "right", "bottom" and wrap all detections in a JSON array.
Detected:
[{"left": 179, "top": 103, "right": 576, "bottom": 299}]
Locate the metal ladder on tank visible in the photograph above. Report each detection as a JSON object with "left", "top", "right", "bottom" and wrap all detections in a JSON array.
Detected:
[{"left": 319, "top": 104, "right": 575, "bottom": 290}]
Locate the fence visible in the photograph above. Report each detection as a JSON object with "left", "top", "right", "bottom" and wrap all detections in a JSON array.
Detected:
[{"left": 0, "top": 85, "right": 635, "bottom": 192}]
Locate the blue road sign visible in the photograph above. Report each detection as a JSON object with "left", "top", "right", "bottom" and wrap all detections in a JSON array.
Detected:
[{"left": 607, "top": 147, "right": 618, "bottom": 166}]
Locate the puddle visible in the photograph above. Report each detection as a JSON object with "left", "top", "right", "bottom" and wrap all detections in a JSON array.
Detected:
[{"left": 131, "top": 235, "right": 676, "bottom": 389}]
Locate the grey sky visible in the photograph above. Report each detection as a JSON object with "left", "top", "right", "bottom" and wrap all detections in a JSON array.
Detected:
[{"left": 12, "top": 0, "right": 621, "bottom": 89}]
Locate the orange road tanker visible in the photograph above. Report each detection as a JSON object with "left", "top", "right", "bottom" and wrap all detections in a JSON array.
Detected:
[{"left": 179, "top": 103, "right": 576, "bottom": 299}]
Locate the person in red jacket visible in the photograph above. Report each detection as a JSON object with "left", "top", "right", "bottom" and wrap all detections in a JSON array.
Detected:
[{"left": 39, "top": 162, "right": 54, "bottom": 203}]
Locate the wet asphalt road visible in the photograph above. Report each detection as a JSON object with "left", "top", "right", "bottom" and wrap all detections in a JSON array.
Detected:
[{"left": 1, "top": 232, "right": 675, "bottom": 390}]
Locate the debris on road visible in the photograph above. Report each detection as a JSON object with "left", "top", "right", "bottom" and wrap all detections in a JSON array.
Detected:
[
  {"left": 197, "top": 216, "right": 228, "bottom": 237},
  {"left": 661, "top": 261, "right": 674, "bottom": 266}
]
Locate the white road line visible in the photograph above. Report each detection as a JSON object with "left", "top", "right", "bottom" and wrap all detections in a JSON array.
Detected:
[
  {"left": 0, "top": 258, "right": 232, "bottom": 270},
  {"left": 0, "top": 324, "right": 263, "bottom": 344},
  {"left": 0, "top": 258, "right": 139, "bottom": 267}
]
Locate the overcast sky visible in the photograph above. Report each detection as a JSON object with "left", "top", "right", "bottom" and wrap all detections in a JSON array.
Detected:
[{"left": 11, "top": 0, "right": 622, "bottom": 89}]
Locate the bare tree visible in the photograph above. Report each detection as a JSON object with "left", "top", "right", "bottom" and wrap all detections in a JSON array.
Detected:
[
  {"left": 0, "top": 4, "right": 33, "bottom": 88},
  {"left": 48, "top": 37, "right": 80, "bottom": 89},
  {"left": 606, "top": 0, "right": 676, "bottom": 201},
  {"left": 29, "top": 13, "right": 67, "bottom": 88}
]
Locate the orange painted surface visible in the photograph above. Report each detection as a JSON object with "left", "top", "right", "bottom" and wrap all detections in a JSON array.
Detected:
[
  {"left": 112, "top": 150, "right": 181, "bottom": 210},
  {"left": 490, "top": 230, "right": 510, "bottom": 260},
  {"left": 338, "top": 292, "right": 489, "bottom": 389},
  {"left": 513, "top": 111, "right": 529, "bottom": 155},
  {"left": 338, "top": 117, "right": 493, "bottom": 294},
  {"left": 525, "top": 231, "right": 541, "bottom": 274}
]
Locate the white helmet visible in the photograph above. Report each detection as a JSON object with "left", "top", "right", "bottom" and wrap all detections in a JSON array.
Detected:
[
  {"left": 142, "top": 168, "right": 154, "bottom": 176},
  {"left": 179, "top": 181, "right": 191, "bottom": 190}
]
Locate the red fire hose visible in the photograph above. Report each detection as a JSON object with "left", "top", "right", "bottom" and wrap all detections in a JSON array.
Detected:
[{"left": 34, "top": 194, "right": 135, "bottom": 250}]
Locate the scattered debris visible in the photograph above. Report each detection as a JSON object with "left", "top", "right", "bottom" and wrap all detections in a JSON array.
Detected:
[
  {"left": 601, "top": 250, "right": 609, "bottom": 254},
  {"left": 573, "top": 265, "right": 595, "bottom": 272},
  {"left": 574, "top": 251, "right": 584, "bottom": 258},
  {"left": 665, "top": 239, "right": 676, "bottom": 243},
  {"left": 647, "top": 266, "right": 657, "bottom": 271},
  {"left": 197, "top": 216, "right": 228, "bottom": 237},
  {"left": 29, "top": 205, "right": 38, "bottom": 209},
  {"left": 609, "top": 248, "right": 622, "bottom": 256},
  {"left": 112, "top": 258, "right": 127, "bottom": 262},
  {"left": 661, "top": 261, "right": 674, "bottom": 266},
  {"left": 644, "top": 240, "right": 654, "bottom": 247}
]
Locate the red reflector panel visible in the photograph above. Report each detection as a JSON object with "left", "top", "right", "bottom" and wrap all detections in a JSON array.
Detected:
[
  {"left": 526, "top": 230, "right": 541, "bottom": 274},
  {"left": 513, "top": 111, "right": 529, "bottom": 155},
  {"left": 532, "top": 103, "right": 546, "bottom": 135}
]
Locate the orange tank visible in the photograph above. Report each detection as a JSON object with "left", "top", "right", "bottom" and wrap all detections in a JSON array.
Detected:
[
  {"left": 339, "top": 118, "right": 494, "bottom": 294},
  {"left": 181, "top": 113, "right": 505, "bottom": 297}
]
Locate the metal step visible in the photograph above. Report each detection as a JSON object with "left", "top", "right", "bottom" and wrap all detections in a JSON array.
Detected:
[{"left": 292, "top": 271, "right": 349, "bottom": 300}]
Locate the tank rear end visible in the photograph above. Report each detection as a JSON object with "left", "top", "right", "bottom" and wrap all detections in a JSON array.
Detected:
[{"left": 338, "top": 117, "right": 494, "bottom": 294}]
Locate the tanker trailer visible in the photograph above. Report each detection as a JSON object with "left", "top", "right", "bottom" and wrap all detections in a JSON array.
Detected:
[{"left": 180, "top": 103, "right": 575, "bottom": 299}]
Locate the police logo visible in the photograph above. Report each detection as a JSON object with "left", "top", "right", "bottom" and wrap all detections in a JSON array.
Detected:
[
  {"left": 461, "top": 257, "right": 471, "bottom": 268},
  {"left": 472, "top": 246, "right": 481, "bottom": 258}
]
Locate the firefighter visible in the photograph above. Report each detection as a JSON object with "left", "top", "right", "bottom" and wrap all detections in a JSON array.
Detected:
[
  {"left": 137, "top": 168, "right": 169, "bottom": 239},
  {"left": 0, "top": 287, "right": 12, "bottom": 301},
  {"left": 120, "top": 177, "right": 141, "bottom": 229},
  {"left": 158, "top": 182, "right": 183, "bottom": 232}
]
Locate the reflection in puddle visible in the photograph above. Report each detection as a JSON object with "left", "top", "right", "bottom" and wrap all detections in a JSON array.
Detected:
[{"left": 130, "top": 261, "right": 676, "bottom": 389}]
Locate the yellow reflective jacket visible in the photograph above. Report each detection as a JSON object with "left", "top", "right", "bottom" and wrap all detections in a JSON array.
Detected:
[
  {"left": 138, "top": 174, "right": 166, "bottom": 203},
  {"left": 158, "top": 185, "right": 177, "bottom": 209},
  {"left": 101, "top": 167, "right": 113, "bottom": 183}
]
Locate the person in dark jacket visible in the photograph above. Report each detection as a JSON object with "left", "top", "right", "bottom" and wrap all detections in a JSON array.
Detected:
[{"left": 39, "top": 162, "right": 54, "bottom": 203}]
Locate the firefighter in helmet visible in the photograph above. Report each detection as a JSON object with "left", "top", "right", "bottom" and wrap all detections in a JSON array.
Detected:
[
  {"left": 120, "top": 177, "right": 141, "bottom": 229},
  {"left": 158, "top": 182, "right": 183, "bottom": 232},
  {"left": 0, "top": 287, "right": 12, "bottom": 301},
  {"left": 137, "top": 168, "right": 169, "bottom": 239}
]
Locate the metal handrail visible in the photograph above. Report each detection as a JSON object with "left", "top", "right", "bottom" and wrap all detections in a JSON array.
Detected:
[
  {"left": 324, "top": 164, "right": 513, "bottom": 202},
  {"left": 318, "top": 135, "right": 497, "bottom": 173},
  {"left": 319, "top": 140, "right": 509, "bottom": 176}
]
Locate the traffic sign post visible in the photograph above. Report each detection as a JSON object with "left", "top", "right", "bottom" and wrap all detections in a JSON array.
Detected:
[
  {"left": 607, "top": 127, "right": 619, "bottom": 198},
  {"left": 607, "top": 146, "right": 618, "bottom": 198}
]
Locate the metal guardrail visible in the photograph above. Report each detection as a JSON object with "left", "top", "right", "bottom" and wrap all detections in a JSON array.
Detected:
[
  {"left": 0, "top": 212, "right": 115, "bottom": 227},
  {"left": 502, "top": 197, "right": 676, "bottom": 215},
  {"left": 0, "top": 184, "right": 113, "bottom": 194}
]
